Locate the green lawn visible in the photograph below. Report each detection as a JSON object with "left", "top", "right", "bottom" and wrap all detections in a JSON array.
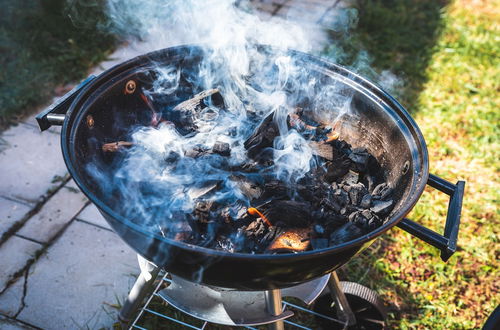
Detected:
[
  {"left": 325, "top": 0, "right": 499, "bottom": 328},
  {"left": 0, "top": 0, "right": 117, "bottom": 128}
]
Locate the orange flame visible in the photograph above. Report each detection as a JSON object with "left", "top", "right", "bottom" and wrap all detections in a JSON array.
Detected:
[{"left": 247, "top": 207, "right": 273, "bottom": 227}]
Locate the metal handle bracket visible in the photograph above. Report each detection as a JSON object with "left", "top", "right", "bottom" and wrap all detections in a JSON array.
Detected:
[
  {"left": 36, "top": 75, "right": 96, "bottom": 131},
  {"left": 397, "top": 174, "right": 465, "bottom": 261}
]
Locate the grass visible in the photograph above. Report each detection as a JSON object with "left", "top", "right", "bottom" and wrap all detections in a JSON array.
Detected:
[
  {"left": 0, "top": 0, "right": 117, "bottom": 129},
  {"left": 323, "top": 0, "right": 499, "bottom": 328}
]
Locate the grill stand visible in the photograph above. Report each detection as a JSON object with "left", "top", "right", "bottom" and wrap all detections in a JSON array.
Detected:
[
  {"left": 328, "top": 271, "right": 357, "bottom": 326},
  {"left": 265, "top": 289, "right": 285, "bottom": 330},
  {"left": 119, "top": 255, "right": 160, "bottom": 327},
  {"left": 119, "top": 255, "right": 362, "bottom": 329}
]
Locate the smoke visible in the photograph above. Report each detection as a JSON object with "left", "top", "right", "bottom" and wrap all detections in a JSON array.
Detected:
[{"left": 83, "top": 0, "right": 387, "bottom": 259}]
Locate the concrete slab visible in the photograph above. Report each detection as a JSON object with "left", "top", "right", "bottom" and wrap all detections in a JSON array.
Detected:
[
  {"left": 0, "top": 197, "right": 31, "bottom": 239},
  {"left": 17, "top": 185, "right": 88, "bottom": 244},
  {"left": 0, "top": 236, "right": 42, "bottom": 292},
  {"left": 0, "top": 275, "right": 24, "bottom": 317},
  {"left": 0, "top": 124, "right": 67, "bottom": 205},
  {"left": 15, "top": 221, "right": 137, "bottom": 329},
  {"left": 76, "top": 204, "right": 112, "bottom": 230}
]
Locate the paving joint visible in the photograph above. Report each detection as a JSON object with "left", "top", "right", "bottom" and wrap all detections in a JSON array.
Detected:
[
  {"left": 0, "top": 174, "right": 71, "bottom": 247},
  {"left": 0, "top": 210, "right": 82, "bottom": 295},
  {"left": 13, "top": 234, "right": 45, "bottom": 246},
  {"left": 0, "top": 314, "right": 41, "bottom": 330},
  {"left": 75, "top": 218, "right": 114, "bottom": 233},
  {"left": 13, "top": 268, "right": 30, "bottom": 318}
]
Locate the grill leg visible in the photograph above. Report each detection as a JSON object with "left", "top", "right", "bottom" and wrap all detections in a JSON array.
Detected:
[
  {"left": 118, "top": 255, "right": 161, "bottom": 328},
  {"left": 328, "top": 271, "right": 357, "bottom": 326},
  {"left": 265, "top": 289, "right": 285, "bottom": 330}
]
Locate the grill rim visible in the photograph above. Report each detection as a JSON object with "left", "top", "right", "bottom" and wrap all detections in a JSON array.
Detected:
[{"left": 60, "top": 44, "right": 430, "bottom": 260}]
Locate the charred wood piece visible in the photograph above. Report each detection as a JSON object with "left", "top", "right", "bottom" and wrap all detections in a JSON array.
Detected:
[
  {"left": 102, "top": 141, "right": 134, "bottom": 152},
  {"left": 244, "top": 113, "right": 279, "bottom": 161},
  {"left": 257, "top": 200, "right": 312, "bottom": 228},
  {"left": 168, "top": 88, "right": 222, "bottom": 133}
]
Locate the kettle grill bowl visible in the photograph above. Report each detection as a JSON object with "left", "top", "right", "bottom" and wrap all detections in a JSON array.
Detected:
[{"left": 61, "top": 45, "right": 428, "bottom": 290}]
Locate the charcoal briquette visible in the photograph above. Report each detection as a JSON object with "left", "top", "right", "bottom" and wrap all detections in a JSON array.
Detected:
[
  {"left": 329, "top": 222, "right": 365, "bottom": 245},
  {"left": 360, "top": 194, "right": 372, "bottom": 209},
  {"left": 341, "top": 170, "right": 359, "bottom": 185},
  {"left": 371, "top": 199, "right": 394, "bottom": 215},
  {"left": 348, "top": 148, "right": 370, "bottom": 172},
  {"left": 212, "top": 141, "right": 231, "bottom": 156},
  {"left": 311, "top": 238, "right": 329, "bottom": 250}
]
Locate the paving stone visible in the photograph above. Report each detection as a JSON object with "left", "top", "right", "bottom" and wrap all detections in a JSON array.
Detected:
[
  {"left": 0, "top": 315, "right": 37, "bottom": 330},
  {"left": 0, "top": 197, "right": 31, "bottom": 238},
  {"left": 15, "top": 221, "right": 137, "bottom": 330},
  {"left": 17, "top": 186, "right": 88, "bottom": 244},
  {"left": 76, "top": 204, "right": 112, "bottom": 230},
  {"left": 0, "top": 236, "right": 42, "bottom": 292},
  {"left": 0, "top": 124, "right": 67, "bottom": 205},
  {"left": 0, "top": 278, "right": 24, "bottom": 317}
]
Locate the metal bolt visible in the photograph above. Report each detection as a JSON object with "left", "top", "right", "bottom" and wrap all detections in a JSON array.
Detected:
[
  {"left": 125, "top": 80, "right": 136, "bottom": 94},
  {"left": 86, "top": 114, "right": 94, "bottom": 128}
]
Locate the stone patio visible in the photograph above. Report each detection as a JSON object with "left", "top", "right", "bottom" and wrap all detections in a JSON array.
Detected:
[{"left": 0, "top": 1, "right": 342, "bottom": 329}]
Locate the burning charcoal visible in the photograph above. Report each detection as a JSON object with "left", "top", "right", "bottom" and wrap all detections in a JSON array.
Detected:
[
  {"left": 348, "top": 148, "right": 370, "bottom": 172},
  {"left": 244, "top": 113, "right": 279, "bottom": 161},
  {"left": 341, "top": 170, "right": 359, "bottom": 185},
  {"left": 372, "top": 183, "right": 393, "bottom": 200},
  {"left": 371, "top": 199, "right": 394, "bottom": 215},
  {"left": 266, "top": 228, "right": 311, "bottom": 253},
  {"left": 311, "top": 238, "right": 329, "bottom": 250},
  {"left": 360, "top": 194, "right": 372, "bottom": 209},
  {"left": 212, "top": 141, "right": 231, "bottom": 156},
  {"left": 259, "top": 200, "right": 312, "bottom": 228},
  {"left": 329, "top": 222, "right": 365, "bottom": 245}
]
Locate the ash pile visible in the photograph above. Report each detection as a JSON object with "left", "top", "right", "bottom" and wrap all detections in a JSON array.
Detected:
[{"left": 102, "top": 89, "right": 394, "bottom": 254}]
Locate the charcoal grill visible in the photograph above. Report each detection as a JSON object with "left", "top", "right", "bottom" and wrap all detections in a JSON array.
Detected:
[{"left": 37, "top": 45, "right": 464, "bottom": 327}]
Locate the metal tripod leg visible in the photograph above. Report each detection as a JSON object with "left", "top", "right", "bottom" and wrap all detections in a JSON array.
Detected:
[
  {"left": 328, "top": 271, "right": 356, "bottom": 327},
  {"left": 118, "top": 255, "right": 161, "bottom": 328},
  {"left": 265, "top": 289, "right": 285, "bottom": 330}
]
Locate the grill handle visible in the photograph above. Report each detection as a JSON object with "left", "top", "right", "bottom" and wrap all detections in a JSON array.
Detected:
[
  {"left": 397, "top": 174, "right": 465, "bottom": 262},
  {"left": 36, "top": 75, "right": 97, "bottom": 131}
]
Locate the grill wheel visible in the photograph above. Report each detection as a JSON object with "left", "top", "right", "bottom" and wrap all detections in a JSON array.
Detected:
[{"left": 312, "top": 281, "right": 387, "bottom": 329}]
